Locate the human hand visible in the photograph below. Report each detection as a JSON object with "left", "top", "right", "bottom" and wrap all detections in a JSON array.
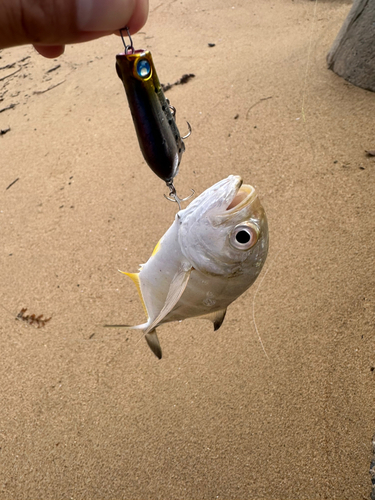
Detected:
[{"left": 0, "top": 0, "right": 149, "bottom": 58}]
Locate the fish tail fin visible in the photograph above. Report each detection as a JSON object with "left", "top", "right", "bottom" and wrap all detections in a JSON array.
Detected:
[
  {"left": 118, "top": 270, "right": 148, "bottom": 318},
  {"left": 145, "top": 329, "right": 162, "bottom": 359},
  {"left": 106, "top": 271, "right": 166, "bottom": 359}
]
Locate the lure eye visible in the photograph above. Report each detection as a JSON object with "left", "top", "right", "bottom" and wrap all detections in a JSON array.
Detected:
[
  {"left": 136, "top": 59, "right": 151, "bottom": 78},
  {"left": 230, "top": 223, "right": 259, "bottom": 250}
]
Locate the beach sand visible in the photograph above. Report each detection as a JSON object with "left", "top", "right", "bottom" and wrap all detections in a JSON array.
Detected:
[{"left": 0, "top": 0, "right": 374, "bottom": 498}]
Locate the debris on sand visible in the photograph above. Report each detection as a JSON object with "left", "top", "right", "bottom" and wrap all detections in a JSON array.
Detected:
[{"left": 161, "top": 74, "right": 195, "bottom": 92}]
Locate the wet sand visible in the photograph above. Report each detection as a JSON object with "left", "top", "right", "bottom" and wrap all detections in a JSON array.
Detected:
[{"left": 0, "top": 0, "right": 374, "bottom": 498}]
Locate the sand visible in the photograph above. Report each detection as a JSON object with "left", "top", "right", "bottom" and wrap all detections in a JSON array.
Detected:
[{"left": 0, "top": 0, "right": 374, "bottom": 498}]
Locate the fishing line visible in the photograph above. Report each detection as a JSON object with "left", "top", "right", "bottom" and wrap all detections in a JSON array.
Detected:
[
  {"left": 251, "top": 249, "right": 281, "bottom": 360},
  {"left": 252, "top": 269, "right": 270, "bottom": 360},
  {"left": 0, "top": 302, "right": 16, "bottom": 318},
  {"left": 301, "top": 0, "right": 318, "bottom": 122},
  {"left": 250, "top": 1, "right": 319, "bottom": 359}
]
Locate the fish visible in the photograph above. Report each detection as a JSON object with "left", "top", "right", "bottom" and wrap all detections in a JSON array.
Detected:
[
  {"left": 116, "top": 49, "right": 187, "bottom": 186},
  {"left": 106, "top": 175, "right": 269, "bottom": 359}
]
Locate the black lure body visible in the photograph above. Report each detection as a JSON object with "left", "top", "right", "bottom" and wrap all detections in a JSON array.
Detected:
[{"left": 116, "top": 50, "right": 185, "bottom": 185}]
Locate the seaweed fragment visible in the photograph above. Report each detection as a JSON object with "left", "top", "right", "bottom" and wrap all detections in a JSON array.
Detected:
[{"left": 16, "top": 308, "right": 52, "bottom": 328}]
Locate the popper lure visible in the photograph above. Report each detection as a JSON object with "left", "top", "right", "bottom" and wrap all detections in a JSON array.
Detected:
[{"left": 116, "top": 28, "right": 193, "bottom": 208}]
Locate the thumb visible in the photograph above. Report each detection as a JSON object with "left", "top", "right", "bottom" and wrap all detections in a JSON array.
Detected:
[{"left": 0, "top": 0, "right": 148, "bottom": 54}]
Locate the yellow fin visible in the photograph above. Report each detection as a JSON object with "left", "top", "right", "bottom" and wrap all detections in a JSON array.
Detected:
[
  {"left": 119, "top": 271, "right": 148, "bottom": 319},
  {"left": 151, "top": 238, "right": 162, "bottom": 257}
]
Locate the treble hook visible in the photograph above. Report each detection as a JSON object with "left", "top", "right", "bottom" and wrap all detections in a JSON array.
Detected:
[
  {"left": 120, "top": 26, "right": 134, "bottom": 54},
  {"left": 164, "top": 182, "right": 195, "bottom": 210},
  {"left": 182, "top": 121, "right": 192, "bottom": 140}
]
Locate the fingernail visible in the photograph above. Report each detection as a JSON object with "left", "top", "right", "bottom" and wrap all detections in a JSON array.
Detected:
[{"left": 77, "top": 0, "right": 135, "bottom": 32}]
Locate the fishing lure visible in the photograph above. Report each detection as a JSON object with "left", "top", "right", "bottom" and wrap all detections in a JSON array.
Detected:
[
  {"left": 116, "top": 28, "right": 193, "bottom": 208},
  {"left": 105, "top": 175, "right": 269, "bottom": 359}
]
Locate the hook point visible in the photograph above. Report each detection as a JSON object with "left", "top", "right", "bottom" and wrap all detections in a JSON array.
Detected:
[{"left": 181, "top": 121, "right": 192, "bottom": 140}]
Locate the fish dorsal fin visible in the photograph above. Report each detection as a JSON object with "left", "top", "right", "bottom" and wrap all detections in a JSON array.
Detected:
[
  {"left": 145, "top": 265, "right": 192, "bottom": 335},
  {"left": 151, "top": 238, "right": 162, "bottom": 257},
  {"left": 145, "top": 329, "right": 162, "bottom": 359},
  {"left": 119, "top": 271, "right": 148, "bottom": 319},
  {"left": 197, "top": 308, "right": 227, "bottom": 331}
]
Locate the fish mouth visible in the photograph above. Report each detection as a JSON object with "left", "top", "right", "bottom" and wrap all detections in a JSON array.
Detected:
[{"left": 226, "top": 180, "right": 256, "bottom": 212}]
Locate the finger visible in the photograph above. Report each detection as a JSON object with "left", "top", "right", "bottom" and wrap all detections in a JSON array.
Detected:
[
  {"left": 118, "top": 0, "right": 148, "bottom": 36},
  {"left": 0, "top": 0, "right": 149, "bottom": 50},
  {"left": 77, "top": 0, "right": 148, "bottom": 33},
  {"left": 33, "top": 44, "right": 65, "bottom": 58},
  {"left": 31, "top": 30, "right": 115, "bottom": 58}
]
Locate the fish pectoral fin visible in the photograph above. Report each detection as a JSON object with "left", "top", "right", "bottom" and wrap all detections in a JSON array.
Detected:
[
  {"left": 145, "top": 265, "right": 192, "bottom": 335},
  {"left": 145, "top": 329, "right": 162, "bottom": 359},
  {"left": 197, "top": 308, "right": 227, "bottom": 331},
  {"left": 103, "top": 322, "right": 149, "bottom": 330}
]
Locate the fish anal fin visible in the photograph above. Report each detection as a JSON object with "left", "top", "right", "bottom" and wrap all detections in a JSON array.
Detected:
[
  {"left": 145, "top": 329, "right": 162, "bottom": 359},
  {"left": 197, "top": 308, "right": 227, "bottom": 331},
  {"left": 119, "top": 270, "right": 148, "bottom": 319}
]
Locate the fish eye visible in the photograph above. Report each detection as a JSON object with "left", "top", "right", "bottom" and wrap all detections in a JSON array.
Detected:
[
  {"left": 136, "top": 59, "right": 151, "bottom": 78},
  {"left": 230, "top": 223, "right": 259, "bottom": 250},
  {"left": 236, "top": 230, "right": 251, "bottom": 244}
]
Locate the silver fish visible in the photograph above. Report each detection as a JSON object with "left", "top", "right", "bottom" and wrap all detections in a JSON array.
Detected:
[{"left": 107, "top": 175, "right": 269, "bottom": 358}]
